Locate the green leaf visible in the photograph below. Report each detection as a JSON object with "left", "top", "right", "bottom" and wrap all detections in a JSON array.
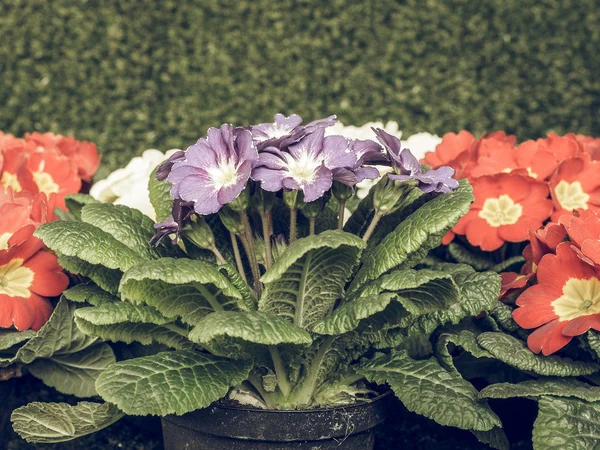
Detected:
[
  {"left": 11, "top": 401, "right": 123, "bottom": 443},
  {"left": 120, "top": 258, "right": 243, "bottom": 324},
  {"left": 28, "top": 344, "right": 116, "bottom": 397},
  {"left": 533, "top": 397, "right": 600, "bottom": 450},
  {"left": 54, "top": 208, "right": 78, "bottom": 222},
  {"left": 64, "top": 194, "right": 99, "bottom": 220},
  {"left": 477, "top": 332, "right": 600, "bottom": 376},
  {"left": 0, "top": 329, "right": 35, "bottom": 351},
  {"left": 63, "top": 283, "right": 120, "bottom": 306},
  {"left": 435, "top": 328, "right": 494, "bottom": 372},
  {"left": 189, "top": 311, "right": 312, "bottom": 347},
  {"left": 259, "top": 230, "right": 365, "bottom": 330},
  {"left": 587, "top": 330, "right": 600, "bottom": 360},
  {"left": 58, "top": 255, "right": 122, "bottom": 294},
  {"left": 447, "top": 242, "right": 495, "bottom": 270},
  {"left": 75, "top": 303, "right": 171, "bottom": 326},
  {"left": 95, "top": 350, "right": 253, "bottom": 415},
  {"left": 148, "top": 166, "right": 173, "bottom": 223},
  {"left": 75, "top": 317, "right": 194, "bottom": 350},
  {"left": 343, "top": 190, "right": 374, "bottom": 236},
  {"left": 480, "top": 378, "right": 600, "bottom": 402},
  {"left": 349, "top": 180, "right": 473, "bottom": 295},
  {"left": 81, "top": 203, "right": 159, "bottom": 260},
  {"left": 36, "top": 221, "right": 144, "bottom": 271},
  {"left": 407, "top": 271, "right": 501, "bottom": 336},
  {"left": 471, "top": 428, "right": 510, "bottom": 450},
  {"left": 491, "top": 255, "right": 526, "bottom": 273},
  {"left": 357, "top": 351, "right": 501, "bottom": 431},
  {"left": 219, "top": 263, "right": 257, "bottom": 311}
]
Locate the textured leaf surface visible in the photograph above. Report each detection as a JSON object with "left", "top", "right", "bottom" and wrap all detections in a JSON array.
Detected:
[
  {"left": 349, "top": 180, "right": 473, "bottom": 294},
  {"left": 63, "top": 283, "right": 120, "bottom": 306},
  {"left": 81, "top": 203, "right": 159, "bottom": 260},
  {"left": 357, "top": 351, "right": 501, "bottom": 431},
  {"left": 64, "top": 194, "right": 99, "bottom": 220},
  {"left": 407, "top": 271, "right": 501, "bottom": 335},
  {"left": 480, "top": 378, "right": 600, "bottom": 402},
  {"left": 75, "top": 303, "right": 171, "bottom": 326},
  {"left": 189, "top": 311, "right": 312, "bottom": 347},
  {"left": 477, "top": 332, "right": 600, "bottom": 376},
  {"left": 120, "top": 258, "right": 243, "bottom": 324},
  {"left": 435, "top": 328, "right": 493, "bottom": 372},
  {"left": 11, "top": 401, "right": 123, "bottom": 443},
  {"left": 95, "top": 350, "right": 253, "bottom": 415},
  {"left": 58, "top": 255, "right": 122, "bottom": 294},
  {"left": 447, "top": 242, "right": 494, "bottom": 270},
  {"left": 219, "top": 263, "right": 256, "bottom": 311},
  {"left": 471, "top": 428, "right": 510, "bottom": 450},
  {"left": 36, "top": 221, "right": 144, "bottom": 271},
  {"left": 0, "top": 329, "right": 35, "bottom": 351},
  {"left": 28, "top": 344, "right": 116, "bottom": 397},
  {"left": 75, "top": 317, "right": 194, "bottom": 350},
  {"left": 260, "top": 230, "right": 365, "bottom": 329},
  {"left": 148, "top": 166, "right": 173, "bottom": 223},
  {"left": 587, "top": 330, "right": 600, "bottom": 360},
  {"left": 533, "top": 397, "right": 600, "bottom": 450}
]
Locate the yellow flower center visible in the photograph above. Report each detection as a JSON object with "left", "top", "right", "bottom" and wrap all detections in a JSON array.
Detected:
[
  {"left": 33, "top": 171, "right": 60, "bottom": 195},
  {"left": 206, "top": 159, "right": 239, "bottom": 190},
  {"left": 554, "top": 180, "right": 589, "bottom": 211},
  {"left": 526, "top": 167, "right": 538, "bottom": 178},
  {"left": 1, "top": 172, "right": 22, "bottom": 192},
  {"left": 287, "top": 151, "right": 320, "bottom": 184},
  {"left": 478, "top": 194, "right": 523, "bottom": 227},
  {"left": 0, "top": 258, "right": 34, "bottom": 298},
  {"left": 0, "top": 232, "right": 12, "bottom": 251},
  {"left": 552, "top": 277, "right": 600, "bottom": 321}
]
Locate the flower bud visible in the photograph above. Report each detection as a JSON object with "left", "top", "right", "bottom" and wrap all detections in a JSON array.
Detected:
[
  {"left": 301, "top": 197, "right": 325, "bottom": 219},
  {"left": 372, "top": 177, "right": 412, "bottom": 215},
  {"left": 332, "top": 181, "right": 353, "bottom": 202},
  {"left": 229, "top": 187, "right": 251, "bottom": 212},
  {"left": 182, "top": 217, "right": 215, "bottom": 250},
  {"left": 283, "top": 190, "right": 305, "bottom": 210},
  {"left": 251, "top": 189, "right": 276, "bottom": 214},
  {"left": 218, "top": 207, "right": 244, "bottom": 234}
]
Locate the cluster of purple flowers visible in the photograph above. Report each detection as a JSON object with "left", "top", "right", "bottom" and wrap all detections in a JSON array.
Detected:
[{"left": 154, "top": 114, "right": 458, "bottom": 238}]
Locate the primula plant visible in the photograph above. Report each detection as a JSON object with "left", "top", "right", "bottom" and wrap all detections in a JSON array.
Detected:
[{"left": 11, "top": 115, "right": 517, "bottom": 447}]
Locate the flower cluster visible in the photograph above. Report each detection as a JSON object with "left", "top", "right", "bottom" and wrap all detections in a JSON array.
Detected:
[
  {"left": 423, "top": 131, "right": 600, "bottom": 250},
  {"left": 507, "top": 209, "right": 600, "bottom": 355},
  {"left": 0, "top": 130, "right": 98, "bottom": 330},
  {"left": 0, "top": 131, "right": 101, "bottom": 209}
]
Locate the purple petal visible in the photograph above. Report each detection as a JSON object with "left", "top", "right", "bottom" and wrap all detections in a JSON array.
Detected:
[
  {"left": 251, "top": 167, "right": 286, "bottom": 192},
  {"left": 234, "top": 128, "right": 259, "bottom": 165},
  {"left": 322, "top": 135, "right": 357, "bottom": 169},
  {"left": 282, "top": 177, "right": 302, "bottom": 190},
  {"left": 217, "top": 160, "right": 252, "bottom": 205},
  {"left": 301, "top": 165, "right": 333, "bottom": 202},
  {"left": 372, "top": 128, "right": 402, "bottom": 158},
  {"left": 289, "top": 127, "right": 325, "bottom": 160},
  {"left": 387, "top": 173, "right": 413, "bottom": 183},
  {"left": 274, "top": 113, "right": 303, "bottom": 129},
  {"left": 156, "top": 151, "right": 186, "bottom": 181},
  {"left": 176, "top": 172, "right": 214, "bottom": 203},
  {"left": 331, "top": 167, "right": 358, "bottom": 186},
  {"left": 305, "top": 115, "right": 337, "bottom": 130},
  {"left": 354, "top": 166, "right": 380, "bottom": 183},
  {"left": 183, "top": 141, "right": 218, "bottom": 169},
  {"left": 257, "top": 148, "right": 287, "bottom": 170},
  {"left": 398, "top": 148, "right": 421, "bottom": 175},
  {"left": 207, "top": 127, "right": 230, "bottom": 162}
]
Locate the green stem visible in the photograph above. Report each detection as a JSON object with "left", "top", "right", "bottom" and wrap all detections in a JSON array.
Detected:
[
  {"left": 289, "top": 207, "right": 297, "bottom": 244},
  {"left": 230, "top": 232, "right": 247, "bottom": 284},
  {"left": 194, "top": 283, "right": 224, "bottom": 312},
  {"left": 260, "top": 211, "right": 273, "bottom": 270},
  {"left": 290, "top": 335, "right": 335, "bottom": 405},
  {"left": 339, "top": 373, "right": 365, "bottom": 386},
  {"left": 309, "top": 217, "right": 316, "bottom": 236},
  {"left": 240, "top": 211, "right": 262, "bottom": 296},
  {"left": 210, "top": 245, "right": 227, "bottom": 265},
  {"left": 337, "top": 199, "right": 346, "bottom": 230},
  {"left": 294, "top": 251, "right": 312, "bottom": 328},
  {"left": 247, "top": 373, "right": 278, "bottom": 408},
  {"left": 269, "top": 346, "right": 292, "bottom": 397},
  {"left": 362, "top": 210, "right": 383, "bottom": 242}
]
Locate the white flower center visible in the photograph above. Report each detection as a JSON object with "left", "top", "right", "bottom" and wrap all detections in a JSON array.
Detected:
[
  {"left": 0, "top": 232, "right": 12, "bottom": 251},
  {"left": 552, "top": 277, "right": 600, "bottom": 321},
  {"left": 0, "top": 258, "right": 34, "bottom": 297},
  {"left": 206, "top": 159, "right": 239, "bottom": 190},
  {"left": 33, "top": 172, "right": 60, "bottom": 195},
  {"left": 286, "top": 151, "right": 321, "bottom": 184},
  {"left": 554, "top": 180, "right": 589, "bottom": 211},
  {"left": 478, "top": 194, "right": 523, "bottom": 227},
  {"left": 1, "top": 172, "right": 22, "bottom": 192}
]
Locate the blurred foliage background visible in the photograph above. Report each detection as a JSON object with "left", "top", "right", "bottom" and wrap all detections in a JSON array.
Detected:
[{"left": 1, "top": 0, "right": 598, "bottom": 174}]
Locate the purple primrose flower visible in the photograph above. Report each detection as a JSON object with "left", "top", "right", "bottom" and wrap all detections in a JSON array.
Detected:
[
  {"left": 373, "top": 128, "right": 459, "bottom": 194},
  {"left": 167, "top": 125, "right": 259, "bottom": 215},
  {"left": 251, "top": 113, "right": 337, "bottom": 151}
]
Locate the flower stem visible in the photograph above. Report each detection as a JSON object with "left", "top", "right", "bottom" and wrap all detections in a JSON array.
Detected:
[
  {"left": 260, "top": 211, "right": 273, "bottom": 270},
  {"left": 337, "top": 199, "right": 346, "bottom": 230},
  {"left": 240, "top": 211, "right": 262, "bottom": 296},
  {"left": 269, "top": 346, "right": 292, "bottom": 397},
  {"left": 309, "top": 217, "right": 316, "bottom": 236},
  {"left": 210, "top": 245, "right": 227, "bottom": 265},
  {"left": 230, "top": 232, "right": 247, "bottom": 284},
  {"left": 362, "top": 210, "right": 383, "bottom": 242},
  {"left": 289, "top": 207, "right": 297, "bottom": 244}
]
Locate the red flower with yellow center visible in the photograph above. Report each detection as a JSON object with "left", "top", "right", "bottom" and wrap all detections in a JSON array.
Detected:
[
  {"left": 422, "top": 130, "right": 478, "bottom": 179},
  {"left": 559, "top": 209, "right": 600, "bottom": 269},
  {"left": 452, "top": 173, "right": 552, "bottom": 251},
  {"left": 513, "top": 243, "right": 600, "bottom": 355},
  {"left": 549, "top": 156, "right": 600, "bottom": 221}
]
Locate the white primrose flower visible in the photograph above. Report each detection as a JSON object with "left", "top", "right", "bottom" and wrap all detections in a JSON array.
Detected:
[
  {"left": 325, "top": 120, "right": 402, "bottom": 141},
  {"left": 90, "top": 149, "right": 181, "bottom": 220}
]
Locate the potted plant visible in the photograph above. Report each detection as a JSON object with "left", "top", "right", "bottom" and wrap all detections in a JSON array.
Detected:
[{"left": 11, "top": 115, "right": 507, "bottom": 449}]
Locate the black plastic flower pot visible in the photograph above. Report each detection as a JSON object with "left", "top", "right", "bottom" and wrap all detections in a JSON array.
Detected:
[{"left": 161, "top": 392, "right": 392, "bottom": 450}]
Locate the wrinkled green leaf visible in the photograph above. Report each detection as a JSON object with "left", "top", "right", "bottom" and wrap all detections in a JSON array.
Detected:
[
  {"left": 64, "top": 194, "right": 99, "bottom": 220},
  {"left": 435, "top": 328, "right": 493, "bottom": 372},
  {"left": 36, "top": 221, "right": 144, "bottom": 271},
  {"left": 75, "top": 303, "right": 171, "bottom": 326},
  {"left": 260, "top": 230, "right": 365, "bottom": 330},
  {"left": 447, "top": 242, "right": 494, "bottom": 270},
  {"left": 58, "top": 255, "right": 122, "bottom": 294},
  {"left": 148, "top": 166, "right": 173, "bottom": 223},
  {"left": 480, "top": 378, "right": 600, "bottom": 402},
  {"left": 477, "top": 332, "right": 600, "bottom": 376},
  {"left": 11, "top": 401, "right": 123, "bottom": 443},
  {"left": 63, "top": 283, "right": 119, "bottom": 306},
  {"left": 81, "top": 203, "right": 159, "bottom": 260},
  {"left": 95, "top": 350, "right": 252, "bottom": 415},
  {"left": 533, "top": 397, "right": 600, "bottom": 450},
  {"left": 471, "top": 428, "right": 510, "bottom": 450},
  {"left": 0, "top": 329, "right": 35, "bottom": 351},
  {"left": 219, "top": 263, "right": 256, "bottom": 311},
  {"left": 349, "top": 180, "right": 473, "bottom": 295},
  {"left": 357, "top": 351, "right": 501, "bottom": 431}
]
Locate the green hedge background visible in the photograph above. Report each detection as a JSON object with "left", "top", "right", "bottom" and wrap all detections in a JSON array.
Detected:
[{"left": 1, "top": 0, "right": 598, "bottom": 174}]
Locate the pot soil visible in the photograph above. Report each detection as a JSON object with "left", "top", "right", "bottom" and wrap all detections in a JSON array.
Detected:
[{"left": 162, "top": 392, "right": 391, "bottom": 450}]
